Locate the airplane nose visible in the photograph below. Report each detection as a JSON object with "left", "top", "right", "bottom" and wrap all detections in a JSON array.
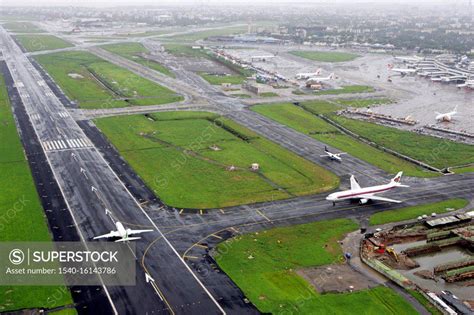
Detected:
[{"left": 326, "top": 194, "right": 335, "bottom": 201}]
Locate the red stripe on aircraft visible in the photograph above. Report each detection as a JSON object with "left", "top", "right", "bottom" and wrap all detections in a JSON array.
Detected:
[{"left": 337, "top": 186, "right": 393, "bottom": 199}]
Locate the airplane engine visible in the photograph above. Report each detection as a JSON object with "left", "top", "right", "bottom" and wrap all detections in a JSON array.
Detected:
[{"left": 359, "top": 199, "right": 368, "bottom": 205}]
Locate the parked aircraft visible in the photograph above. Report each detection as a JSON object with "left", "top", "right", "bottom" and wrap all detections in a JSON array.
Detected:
[
  {"left": 93, "top": 221, "right": 153, "bottom": 242},
  {"left": 326, "top": 172, "right": 408, "bottom": 206},
  {"left": 388, "top": 64, "right": 417, "bottom": 75},
  {"left": 457, "top": 78, "right": 474, "bottom": 89},
  {"left": 435, "top": 106, "right": 458, "bottom": 122},
  {"left": 320, "top": 146, "right": 347, "bottom": 162},
  {"left": 296, "top": 69, "right": 322, "bottom": 79},
  {"left": 394, "top": 56, "right": 423, "bottom": 63},
  {"left": 306, "top": 73, "right": 335, "bottom": 84}
]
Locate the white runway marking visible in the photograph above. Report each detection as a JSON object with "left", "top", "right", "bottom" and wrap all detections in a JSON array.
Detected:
[{"left": 42, "top": 138, "right": 93, "bottom": 151}]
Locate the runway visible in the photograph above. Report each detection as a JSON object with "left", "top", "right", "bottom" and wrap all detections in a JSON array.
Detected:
[{"left": 1, "top": 27, "right": 228, "bottom": 315}]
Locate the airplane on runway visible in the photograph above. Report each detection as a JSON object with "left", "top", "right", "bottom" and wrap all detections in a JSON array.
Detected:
[
  {"left": 305, "top": 73, "right": 335, "bottom": 84},
  {"left": 295, "top": 69, "right": 322, "bottom": 79},
  {"left": 93, "top": 221, "right": 153, "bottom": 242},
  {"left": 320, "top": 146, "right": 347, "bottom": 162},
  {"left": 326, "top": 171, "right": 408, "bottom": 206},
  {"left": 435, "top": 106, "right": 458, "bottom": 122}
]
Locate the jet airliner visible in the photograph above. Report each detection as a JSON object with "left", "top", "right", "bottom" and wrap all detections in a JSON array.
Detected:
[{"left": 326, "top": 172, "right": 408, "bottom": 206}]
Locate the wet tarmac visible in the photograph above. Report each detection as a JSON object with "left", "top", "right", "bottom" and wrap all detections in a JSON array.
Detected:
[{"left": 220, "top": 46, "right": 473, "bottom": 134}]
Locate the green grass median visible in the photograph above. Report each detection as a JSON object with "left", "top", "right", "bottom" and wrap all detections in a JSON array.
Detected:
[
  {"left": 15, "top": 34, "right": 72, "bottom": 52},
  {"left": 369, "top": 199, "right": 469, "bottom": 226},
  {"left": 101, "top": 42, "right": 174, "bottom": 77},
  {"left": 35, "top": 51, "right": 183, "bottom": 109},
  {"left": 252, "top": 102, "right": 438, "bottom": 177},
  {"left": 95, "top": 111, "right": 338, "bottom": 208}
]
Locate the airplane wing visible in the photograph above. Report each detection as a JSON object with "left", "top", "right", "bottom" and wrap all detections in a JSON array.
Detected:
[
  {"left": 93, "top": 230, "right": 121, "bottom": 239},
  {"left": 359, "top": 194, "right": 402, "bottom": 203},
  {"left": 319, "top": 154, "right": 329, "bottom": 157},
  {"left": 350, "top": 175, "right": 361, "bottom": 190},
  {"left": 115, "top": 237, "right": 141, "bottom": 242},
  {"left": 127, "top": 229, "right": 154, "bottom": 236}
]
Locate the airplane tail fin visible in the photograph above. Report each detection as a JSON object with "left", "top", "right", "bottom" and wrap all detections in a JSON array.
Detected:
[
  {"left": 391, "top": 171, "right": 409, "bottom": 187},
  {"left": 325, "top": 146, "right": 329, "bottom": 152}
]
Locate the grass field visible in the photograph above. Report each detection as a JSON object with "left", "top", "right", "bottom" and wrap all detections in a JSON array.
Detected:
[
  {"left": 214, "top": 218, "right": 418, "bottom": 314},
  {"left": 230, "top": 93, "right": 251, "bottom": 98},
  {"left": 335, "top": 98, "right": 392, "bottom": 107},
  {"left": 290, "top": 50, "right": 359, "bottom": 62},
  {"left": 163, "top": 44, "right": 211, "bottom": 59},
  {"left": 451, "top": 165, "right": 474, "bottom": 174},
  {"left": 15, "top": 34, "right": 73, "bottom": 52},
  {"left": 0, "top": 74, "right": 73, "bottom": 312},
  {"left": 95, "top": 111, "right": 338, "bottom": 209},
  {"left": 161, "top": 25, "right": 247, "bottom": 41},
  {"left": 260, "top": 92, "right": 279, "bottom": 97},
  {"left": 101, "top": 42, "right": 174, "bottom": 77},
  {"left": 2, "top": 21, "right": 43, "bottom": 33},
  {"left": 369, "top": 199, "right": 469, "bottom": 225},
  {"left": 315, "top": 85, "right": 375, "bottom": 95},
  {"left": 252, "top": 102, "right": 438, "bottom": 177},
  {"left": 49, "top": 309, "right": 78, "bottom": 315},
  {"left": 35, "top": 51, "right": 183, "bottom": 109},
  {"left": 199, "top": 73, "right": 246, "bottom": 85},
  {"left": 329, "top": 115, "right": 474, "bottom": 169}
]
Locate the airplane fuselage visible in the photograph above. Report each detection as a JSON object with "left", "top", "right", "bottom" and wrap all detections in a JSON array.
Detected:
[
  {"left": 436, "top": 112, "right": 456, "bottom": 122},
  {"left": 116, "top": 222, "right": 127, "bottom": 238},
  {"left": 296, "top": 72, "right": 321, "bottom": 79},
  {"left": 326, "top": 182, "right": 397, "bottom": 203},
  {"left": 327, "top": 153, "right": 342, "bottom": 161}
]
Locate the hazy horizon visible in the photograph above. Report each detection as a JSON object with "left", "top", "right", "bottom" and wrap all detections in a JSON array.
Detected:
[{"left": 0, "top": 0, "right": 466, "bottom": 7}]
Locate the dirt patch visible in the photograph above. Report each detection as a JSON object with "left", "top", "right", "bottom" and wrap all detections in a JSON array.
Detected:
[{"left": 297, "top": 264, "right": 378, "bottom": 294}]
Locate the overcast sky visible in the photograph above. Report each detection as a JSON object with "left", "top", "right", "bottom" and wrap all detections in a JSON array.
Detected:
[{"left": 0, "top": 0, "right": 462, "bottom": 6}]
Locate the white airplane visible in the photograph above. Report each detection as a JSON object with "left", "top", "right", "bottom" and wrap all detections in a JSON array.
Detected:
[
  {"left": 296, "top": 68, "right": 322, "bottom": 79},
  {"left": 389, "top": 66, "right": 417, "bottom": 75},
  {"left": 394, "top": 56, "right": 423, "bottom": 63},
  {"left": 457, "top": 79, "right": 474, "bottom": 89},
  {"left": 326, "top": 171, "right": 408, "bottom": 206},
  {"left": 435, "top": 106, "right": 458, "bottom": 122},
  {"left": 306, "top": 73, "right": 335, "bottom": 84},
  {"left": 320, "top": 146, "right": 347, "bottom": 162},
  {"left": 441, "top": 75, "right": 466, "bottom": 83},
  {"left": 93, "top": 221, "right": 153, "bottom": 242}
]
